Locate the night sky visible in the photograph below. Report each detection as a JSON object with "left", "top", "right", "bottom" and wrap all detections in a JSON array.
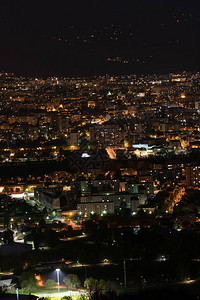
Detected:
[{"left": 0, "top": 0, "right": 200, "bottom": 77}]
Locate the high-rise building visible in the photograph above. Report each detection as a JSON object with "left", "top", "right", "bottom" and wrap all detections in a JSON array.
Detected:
[
  {"left": 70, "top": 132, "right": 78, "bottom": 146},
  {"left": 186, "top": 166, "right": 200, "bottom": 187}
]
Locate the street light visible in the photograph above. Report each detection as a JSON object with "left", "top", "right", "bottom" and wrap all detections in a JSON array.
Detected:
[
  {"left": 16, "top": 288, "right": 19, "bottom": 300},
  {"left": 56, "top": 268, "right": 60, "bottom": 293},
  {"left": 123, "top": 260, "right": 127, "bottom": 288}
]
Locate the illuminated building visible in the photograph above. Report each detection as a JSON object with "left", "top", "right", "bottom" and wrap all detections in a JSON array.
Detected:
[{"left": 186, "top": 166, "right": 200, "bottom": 188}]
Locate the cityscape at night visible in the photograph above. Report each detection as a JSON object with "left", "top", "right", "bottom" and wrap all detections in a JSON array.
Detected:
[{"left": 1, "top": 1, "right": 200, "bottom": 300}]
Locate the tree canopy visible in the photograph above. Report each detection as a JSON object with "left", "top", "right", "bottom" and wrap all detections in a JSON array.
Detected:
[{"left": 63, "top": 274, "right": 81, "bottom": 290}]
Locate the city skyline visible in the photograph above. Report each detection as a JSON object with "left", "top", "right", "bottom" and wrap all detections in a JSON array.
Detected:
[{"left": 1, "top": 2, "right": 200, "bottom": 299}]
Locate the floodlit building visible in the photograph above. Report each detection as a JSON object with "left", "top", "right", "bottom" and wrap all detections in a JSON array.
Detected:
[{"left": 77, "top": 201, "right": 114, "bottom": 217}]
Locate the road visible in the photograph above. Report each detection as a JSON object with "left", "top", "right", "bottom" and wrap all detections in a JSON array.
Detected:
[
  {"left": 106, "top": 147, "right": 116, "bottom": 159},
  {"left": 168, "top": 186, "right": 185, "bottom": 213},
  {"left": 34, "top": 290, "right": 86, "bottom": 298}
]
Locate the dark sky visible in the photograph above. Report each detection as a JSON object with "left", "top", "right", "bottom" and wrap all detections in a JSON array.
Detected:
[{"left": 0, "top": 0, "right": 200, "bottom": 77}]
